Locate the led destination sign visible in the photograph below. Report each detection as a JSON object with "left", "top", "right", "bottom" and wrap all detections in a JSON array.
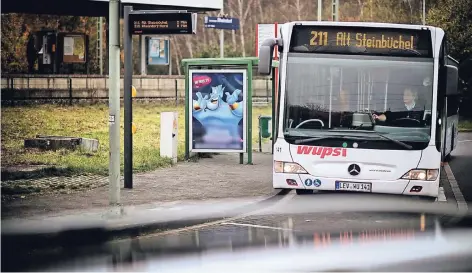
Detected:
[{"left": 290, "top": 26, "right": 432, "bottom": 57}]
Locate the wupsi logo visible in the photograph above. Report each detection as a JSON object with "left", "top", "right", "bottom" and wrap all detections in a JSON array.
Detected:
[{"left": 296, "top": 145, "right": 347, "bottom": 159}]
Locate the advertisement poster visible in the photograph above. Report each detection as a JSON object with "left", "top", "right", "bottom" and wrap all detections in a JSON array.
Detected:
[
  {"left": 148, "top": 38, "right": 169, "bottom": 65},
  {"left": 64, "top": 37, "right": 74, "bottom": 55},
  {"left": 189, "top": 70, "right": 247, "bottom": 152},
  {"left": 62, "top": 35, "right": 86, "bottom": 63}
]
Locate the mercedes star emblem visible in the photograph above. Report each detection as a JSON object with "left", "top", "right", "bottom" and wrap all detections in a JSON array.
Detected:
[{"left": 348, "top": 164, "right": 361, "bottom": 176}]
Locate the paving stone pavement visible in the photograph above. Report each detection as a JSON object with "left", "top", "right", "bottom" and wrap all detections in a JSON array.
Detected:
[
  {"left": 1, "top": 175, "right": 108, "bottom": 195},
  {"left": 1, "top": 150, "right": 275, "bottom": 220}
]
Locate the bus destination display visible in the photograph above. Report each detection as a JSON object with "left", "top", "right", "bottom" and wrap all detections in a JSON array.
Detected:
[
  {"left": 129, "top": 13, "right": 194, "bottom": 35},
  {"left": 290, "top": 26, "right": 432, "bottom": 57}
]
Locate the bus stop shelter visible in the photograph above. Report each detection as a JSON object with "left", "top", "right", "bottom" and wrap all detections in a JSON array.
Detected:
[
  {"left": 2, "top": 0, "right": 223, "bottom": 205},
  {"left": 2, "top": 0, "right": 222, "bottom": 16},
  {"left": 182, "top": 57, "right": 279, "bottom": 165}
]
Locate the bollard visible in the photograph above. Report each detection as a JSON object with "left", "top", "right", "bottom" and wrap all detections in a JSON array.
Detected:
[
  {"left": 259, "top": 115, "right": 272, "bottom": 153},
  {"left": 160, "top": 112, "right": 178, "bottom": 164}
]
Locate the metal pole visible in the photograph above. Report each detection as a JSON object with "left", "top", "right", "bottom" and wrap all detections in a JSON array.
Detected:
[
  {"left": 258, "top": 116, "right": 262, "bottom": 152},
  {"left": 271, "top": 67, "right": 276, "bottom": 154},
  {"left": 220, "top": 30, "right": 224, "bottom": 58},
  {"left": 99, "top": 17, "right": 103, "bottom": 75},
  {"left": 140, "top": 36, "right": 146, "bottom": 75},
  {"left": 169, "top": 40, "right": 172, "bottom": 75},
  {"left": 124, "top": 6, "right": 133, "bottom": 189},
  {"left": 332, "top": 0, "right": 339, "bottom": 21},
  {"left": 97, "top": 20, "right": 100, "bottom": 72},
  {"left": 247, "top": 61, "right": 253, "bottom": 165},
  {"left": 108, "top": 0, "right": 121, "bottom": 205},
  {"left": 318, "top": 0, "right": 322, "bottom": 21},
  {"left": 184, "top": 63, "right": 190, "bottom": 160},
  {"left": 220, "top": 7, "right": 224, "bottom": 58},
  {"left": 69, "top": 78, "right": 72, "bottom": 106},
  {"left": 422, "top": 0, "right": 426, "bottom": 25},
  {"left": 175, "top": 79, "right": 178, "bottom": 106}
]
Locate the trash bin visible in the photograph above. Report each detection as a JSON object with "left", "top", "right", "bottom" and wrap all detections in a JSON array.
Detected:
[{"left": 259, "top": 115, "right": 272, "bottom": 139}]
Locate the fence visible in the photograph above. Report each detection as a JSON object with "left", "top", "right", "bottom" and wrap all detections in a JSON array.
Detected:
[{"left": 1, "top": 74, "right": 274, "bottom": 104}]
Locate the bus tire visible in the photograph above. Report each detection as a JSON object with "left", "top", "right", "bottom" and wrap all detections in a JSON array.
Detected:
[
  {"left": 444, "top": 153, "right": 452, "bottom": 162},
  {"left": 296, "top": 189, "right": 314, "bottom": 195}
]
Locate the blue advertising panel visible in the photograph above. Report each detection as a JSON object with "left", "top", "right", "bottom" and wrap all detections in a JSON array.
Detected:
[
  {"left": 148, "top": 38, "right": 169, "bottom": 65},
  {"left": 189, "top": 69, "right": 247, "bottom": 152},
  {"left": 204, "top": 16, "right": 240, "bottom": 30}
]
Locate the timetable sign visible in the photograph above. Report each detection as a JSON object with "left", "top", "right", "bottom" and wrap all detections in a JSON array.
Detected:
[{"left": 129, "top": 12, "right": 196, "bottom": 35}]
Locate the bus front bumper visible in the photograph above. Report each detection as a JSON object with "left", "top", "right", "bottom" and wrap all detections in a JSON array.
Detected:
[{"left": 273, "top": 173, "right": 439, "bottom": 197}]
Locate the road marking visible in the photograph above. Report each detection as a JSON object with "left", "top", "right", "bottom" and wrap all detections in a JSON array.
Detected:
[
  {"left": 437, "top": 186, "right": 447, "bottom": 202},
  {"left": 148, "top": 191, "right": 292, "bottom": 237},
  {"left": 221, "top": 222, "right": 292, "bottom": 231},
  {"left": 443, "top": 163, "right": 468, "bottom": 216},
  {"left": 457, "top": 140, "right": 472, "bottom": 143},
  {"left": 237, "top": 191, "right": 296, "bottom": 218}
]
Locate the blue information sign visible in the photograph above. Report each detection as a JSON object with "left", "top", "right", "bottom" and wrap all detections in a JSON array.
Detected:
[
  {"left": 204, "top": 16, "right": 240, "bottom": 30},
  {"left": 147, "top": 38, "right": 169, "bottom": 65}
]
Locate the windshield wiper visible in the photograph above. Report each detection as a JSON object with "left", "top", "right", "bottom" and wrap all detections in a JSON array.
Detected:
[
  {"left": 376, "top": 133, "right": 413, "bottom": 150},
  {"left": 308, "top": 129, "right": 413, "bottom": 150},
  {"left": 293, "top": 135, "right": 367, "bottom": 145}
]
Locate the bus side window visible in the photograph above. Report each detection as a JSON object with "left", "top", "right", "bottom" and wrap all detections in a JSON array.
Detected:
[{"left": 435, "top": 38, "right": 447, "bottom": 153}]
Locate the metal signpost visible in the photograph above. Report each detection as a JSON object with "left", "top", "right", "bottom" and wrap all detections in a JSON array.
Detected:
[
  {"left": 124, "top": 6, "right": 197, "bottom": 189},
  {"left": 109, "top": 0, "right": 120, "bottom": 205},
  {"left": 332, "top": 0, "right": 339, "bottom": 21}
]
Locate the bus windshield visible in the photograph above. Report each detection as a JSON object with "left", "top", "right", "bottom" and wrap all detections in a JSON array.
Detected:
[{"left": 284, "top": 53, "right": 434, "bottom": 145}]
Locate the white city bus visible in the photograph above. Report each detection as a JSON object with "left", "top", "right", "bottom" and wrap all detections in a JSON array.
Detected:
[{"left": 258, "top": 22, "right": 459, "bottom": 198}]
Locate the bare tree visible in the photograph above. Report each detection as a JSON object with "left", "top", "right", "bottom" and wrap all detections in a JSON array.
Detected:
[
  {"left": 294, "top": 0, "right": 303, "bottom": 20},
  {"left": 184, "top": 35, "right": 194, "bottom": 58},
  {"left": 230, "top": 9, "right": 237, "bottom": 46},
  {"left": 230, "top": 0, "right": 256, "bottom": 57},
  {"left": 171, "top": 37, "right": 183, "bottom": 75}
]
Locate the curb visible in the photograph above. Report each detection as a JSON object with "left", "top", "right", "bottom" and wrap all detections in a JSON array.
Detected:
[
  {"left": 458, "top": 129, "right": 472, "bottom": 132},
  {"left": 2, "top": 190, "right": 291, "bottom": 252}
]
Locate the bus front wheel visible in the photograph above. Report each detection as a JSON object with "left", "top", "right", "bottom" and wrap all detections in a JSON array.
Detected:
[{"left": 296, "top": 189, "right": 314, "bottom": 195}]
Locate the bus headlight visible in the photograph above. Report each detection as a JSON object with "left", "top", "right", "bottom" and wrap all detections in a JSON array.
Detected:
[
  {"left": 274, "top": 161, "right": 308, "bottom": 174},
  {"left": 401, "top": 169, "right": 439, "bottom": 181}
]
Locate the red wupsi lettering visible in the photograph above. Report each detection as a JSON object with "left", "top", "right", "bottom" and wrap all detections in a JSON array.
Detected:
[{"left": 296, "top": 146, "right": 347, "bottom": 158}]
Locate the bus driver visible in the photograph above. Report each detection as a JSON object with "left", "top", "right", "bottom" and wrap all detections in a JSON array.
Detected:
[{"left": 373, "top": 86, "right": 424, "bottom": 123}]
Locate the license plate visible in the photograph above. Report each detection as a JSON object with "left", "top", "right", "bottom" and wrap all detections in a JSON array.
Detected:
[{"left": 335, "top": 181, "right": 372, "bottom": 192}]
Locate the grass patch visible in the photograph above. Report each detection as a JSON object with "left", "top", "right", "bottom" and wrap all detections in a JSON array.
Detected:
[
  {"left": 1, "top": 102, "right": 271, "bottom": 176},
  {"left": 459, "top": 120, "right": 472, "bottom": 131}
]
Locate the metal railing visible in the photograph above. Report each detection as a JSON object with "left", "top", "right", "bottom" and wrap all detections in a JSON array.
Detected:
[{"left": 1, "top": 74, "right": 274, "bottom": 105}]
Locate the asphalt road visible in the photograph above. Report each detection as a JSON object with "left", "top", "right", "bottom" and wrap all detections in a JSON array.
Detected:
[
  {"left": 449, "top": 132, "right": 472, "bottom": 202},
  {"left": 7, "top": 136, "right": 472, "bottom": 271}
]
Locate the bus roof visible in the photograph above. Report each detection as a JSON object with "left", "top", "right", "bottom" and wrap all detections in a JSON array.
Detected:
[{"left": 282, "top": 21, "right": 441, "bottom": 32}]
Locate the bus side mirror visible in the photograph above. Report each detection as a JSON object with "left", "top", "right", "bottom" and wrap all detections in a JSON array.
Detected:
[
  {"left": 445, "top": 65, "right": 459, "bottom": 95},
  {"left": 258, "top": 38, "right": 282, "bottom": 75}
]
